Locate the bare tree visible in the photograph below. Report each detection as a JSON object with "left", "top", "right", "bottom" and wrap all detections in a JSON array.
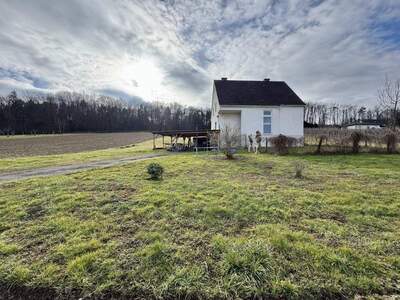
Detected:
[
  {"left": 220, "top": 126, "right": 241, "bottom": 159},
  {"left": 378, "top": 76, "right": 400, "bottom": 129}
]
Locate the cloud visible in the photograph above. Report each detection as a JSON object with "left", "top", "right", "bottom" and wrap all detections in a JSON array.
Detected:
[
  {"left": 97, "top": 88, "right": 145, "bottom": 106},
  {"left": 0, "top": 0, "right": 399, "bottom": 107}
]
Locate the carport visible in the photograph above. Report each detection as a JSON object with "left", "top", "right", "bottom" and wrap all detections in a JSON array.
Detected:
[{"left": 151, "top": 129, "right": 220, "bottom": 152}]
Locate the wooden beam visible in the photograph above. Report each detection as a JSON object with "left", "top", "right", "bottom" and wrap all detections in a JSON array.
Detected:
[{"left": 153, "top": 134, "right": 156, "bottom": 150}]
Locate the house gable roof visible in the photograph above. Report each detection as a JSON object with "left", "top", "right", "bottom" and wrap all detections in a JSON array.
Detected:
[{"left": 214, "top": 79, "right": 305, "bottom": 106}]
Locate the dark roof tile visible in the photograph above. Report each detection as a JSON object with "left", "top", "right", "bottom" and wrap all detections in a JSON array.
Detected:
[{"left": 214, "top": 79, "right": 305, "bottom": 106}]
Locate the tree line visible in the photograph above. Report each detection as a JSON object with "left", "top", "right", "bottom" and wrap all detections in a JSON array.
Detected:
[
  {"left": 0, "top": 91, "right": 210, "bottom": 135},
  {"left": 305, "top": 77, "right": 400, "bottom": 128},
  {"left": 1, "top": 76, "right": 399, "bottom": 134},
  {"left": 304, "top": 103, "right": 399, "bottom": 127},
  {"left": 304, "top": 103, "right": 383, "bottom": 126}
]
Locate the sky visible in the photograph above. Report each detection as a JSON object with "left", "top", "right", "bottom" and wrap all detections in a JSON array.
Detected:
[{"left": 0, "top": 0, "right": 399, "bottom": 107}]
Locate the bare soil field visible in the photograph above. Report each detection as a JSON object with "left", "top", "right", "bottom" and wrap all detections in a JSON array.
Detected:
[{"left": 0, "top": 132, "right": 152, "bottom": 158}]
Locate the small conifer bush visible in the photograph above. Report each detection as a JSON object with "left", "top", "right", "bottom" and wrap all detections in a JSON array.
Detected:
[{"left": 147, "top": 163, "right": 164, "bottom": 180}]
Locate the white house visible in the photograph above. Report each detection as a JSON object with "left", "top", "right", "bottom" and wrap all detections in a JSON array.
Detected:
[
  {"left": 345, "top": 120, "right": 385, "bottom": 130},
  {"left": 211, "top": 78, "right": 305, "bottom": 145}
]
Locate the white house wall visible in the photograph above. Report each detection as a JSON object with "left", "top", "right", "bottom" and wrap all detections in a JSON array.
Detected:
[
  {"left": 278, "top": 106, "right": 304, "bottom": 137},
  {"left": 218, "top": 105, "right": 304, "bottom": 138},
  {"left": 219, "top": 112, "right": 241, "bottom": 131},
  {"left": 210, "top": 87, "right": 220, "bottom": 130},
  {"left": 240, "top": 107, "right": 279, "bottom": 136}
]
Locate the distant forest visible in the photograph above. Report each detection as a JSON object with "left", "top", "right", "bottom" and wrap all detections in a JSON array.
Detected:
[
  {"left": 0, "top": 91, "right": 397, "bottom": 135},
  {"left": 304, "top": 102, "right": 394, "bottom": 127},
  {"left": 0, "top": 91, "right": 210, "bottom": 134}
]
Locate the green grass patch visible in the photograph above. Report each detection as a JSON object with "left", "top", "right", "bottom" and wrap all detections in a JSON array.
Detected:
[{"left": 0, "top": 153, "right": 399, "bottom": 298}]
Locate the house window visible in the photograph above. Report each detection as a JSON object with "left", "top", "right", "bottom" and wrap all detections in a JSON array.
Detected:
[{"left": 263, "top": 111, "right": 272, "bottom": 134}]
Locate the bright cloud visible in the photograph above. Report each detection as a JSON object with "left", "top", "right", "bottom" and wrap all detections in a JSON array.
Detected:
[{"left": 0, "top": 0, "right": 399, "bottom": 107}]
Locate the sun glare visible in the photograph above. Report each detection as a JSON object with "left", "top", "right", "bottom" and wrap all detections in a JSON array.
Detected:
[{"left": 115, "top": 57, "right": 167, "bottom": 101}]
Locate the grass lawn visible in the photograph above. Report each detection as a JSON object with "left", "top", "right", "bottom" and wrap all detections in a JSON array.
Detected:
[
  {"left": 0, "top": 152, "right": 399, "bottom": 299},
  {"left": 0, "top": 139, "right": 159, "bottom": 174}
]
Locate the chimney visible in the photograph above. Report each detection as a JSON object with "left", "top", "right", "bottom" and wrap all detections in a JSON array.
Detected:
[
  {"left": 264, "top": 78, "right": 270, "bottom": 82},
  {"left": 221, "top": 77, "right": 228, "bottom": 81}
]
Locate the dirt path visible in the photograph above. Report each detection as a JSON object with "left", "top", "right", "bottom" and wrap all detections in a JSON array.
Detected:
[{"left": 0, "top": 153, "right": 166, "bottom": 183}]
